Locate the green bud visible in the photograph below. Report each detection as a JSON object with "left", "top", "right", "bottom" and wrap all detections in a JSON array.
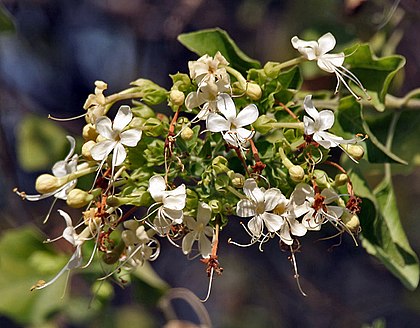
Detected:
[
  {"left": 263, "top": 61, "right": 281, "bottom": 78},
  {"left": 229, "top": 172, "right": 245, "bottom": 188},
  {"left": 253, "top": 115, "right": 276, "bottom": 134},
  {"left": 342, "top": 144, "right": 364, "bottom": 161},
  {"left": 107, "top": 191, "right": 153, "bottom": 207},
  {"left": 82, "top": 123, "right": 98, "bottom": 141},
  {"left": 180, "top": 126, "right": 194, "bottom": 141},
  {"left": 66, "top": 188, "right": 94, "bottom": 208},
  {"left": 130, "top": 78, "right": 167, "bottom": 105},
  {"left": 313, "top": 169, "right": 331, "bottom": 188},
  {"left": 169, "top": 89, "right": 185, "bottom": 107},
  {"left": 212, "top": 156, "right": 229, "bottom": 174},
  {"left": 334, "top": 173, "right": 348, "bottom": 187},
  {"left": 143, "top": 117, "right": 164, "bottom": 137},
  {"left": 209, "top": 199, "right": 222, "bottom": 213},
  {"left": 341, "top": 211, "right": 360, "bottom": 233},
  {"left": 131, "top": 101, "right": 156, "bottom": 119},
  {"left": 245, "top": 82, "right": 262, "bottom": 101},
  {"left": 289, "top": 165, "right": 305, "bottom": 182},
  {"left": 169, "top": 72, "right": 191, "bottom": 91}
]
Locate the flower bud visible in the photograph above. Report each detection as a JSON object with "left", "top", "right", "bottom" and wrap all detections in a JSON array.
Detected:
[
  {"left": 180, "top": 126, "right": 194, "bottom": 141},
  {"left": 263, "top": 61, "right": 281, "bottom": 78},
  {"left": 130, "top": 78, "right": 167, "bottom": 105},
  {"left": 253, "top": 115, "right": 276, "bottom": 134},
  {"left": 35, "top": 174, "right": 68, "bottom": 194},
  {"left": 143, "top": 117, "right": 164, "bottom": 137},
  {"left": 169, "top": 89, "right": 185, "bottom": 107},
  {"left": 82, "top": 140, "right": 96, "bottom": 161},
  {"left": 245, "top": 82, "right": 262, "bottom": 101},
  {"left": 209, "top": 199, "right": 222, "bottom": 213},
  {"left": 230, "top": 172, "right": 245, "bottom": 188},
  {"left": 334, "top": 173, "right": 348, "bottom": 187},
  {"left": 341, "top": 211, "right": 360, "bottom": 233},
  {"left": 66, "top": 188, "right": 94, "bottom": 208},
  {"left": 212, "top": 156, "right": 229, "bottom": 174},
  {"left": 342, "top": 144, "right": 364, "bottom": 161},
  {"left": 96, "top": 134, "right": 107, "bottom": 143},
  {"left": 289, "top": 165, "right": 305, "bottom": 182},
  {"left": 313, "top": 170, "right": 331, "bottom": 188},
  {"left": 82, "top": 123, "right": 98, "bottom": 141},
  {"left": 129, "top": 117, "right": 146, "bottom": 130}
]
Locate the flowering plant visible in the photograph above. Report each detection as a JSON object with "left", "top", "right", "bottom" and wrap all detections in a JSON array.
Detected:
[{"left": 14, "top": 28, "right": 419, "bottom": 306}]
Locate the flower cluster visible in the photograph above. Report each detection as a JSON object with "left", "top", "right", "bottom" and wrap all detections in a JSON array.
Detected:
[{"left": 18, "top": 32, "right": 368, "bottom": 296}]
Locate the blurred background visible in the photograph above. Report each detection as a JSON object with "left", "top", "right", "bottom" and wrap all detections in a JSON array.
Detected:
[{"left": 0, "top": 0, "right": 419, "bottom": 327}]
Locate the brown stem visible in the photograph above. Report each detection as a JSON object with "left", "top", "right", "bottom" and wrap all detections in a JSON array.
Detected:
[
  {"left": 249, "top": 139, "right": 266, "bottom": 175},
  {"left": 276, "top": 101, "right": 299, "bottom": 120}
]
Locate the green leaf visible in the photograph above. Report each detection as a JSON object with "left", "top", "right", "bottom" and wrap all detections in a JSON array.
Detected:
[
  {"left": 17, "top": 114, "right": 68, "bottom": 172},
  {"left": 0, "top": 3, "right": 15, "bottom": 32},
  {"left": 344, "top": 44, "right": 405, "bottom": 107},
  {"left": 332, "top": 96, "right": 407, "bottom": 164},
  {"left": 349, "top": 168, "right": 419, "bottom": 290},
  {"left": 0, "top": 226, "right": 69, "bottom": 325},
  {"left": 178, "top": 28, "right": 260, "bottom": 74}
]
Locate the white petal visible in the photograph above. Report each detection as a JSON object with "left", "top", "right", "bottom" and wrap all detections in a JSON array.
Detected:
[
  {"left": 120, "top": 129, "right": 142, "bottom": 147},
  {"left": 182, "top": 232, "right": 196, "bottom": 254},
  {"left": 184, "top": 216, "right": 198, "bottom": 230},
  {"left": 236, "top": 199, "right": 257, "bottom": 218},
  {"left": 217, "top": 93, "right": 236, "bottom": 121},
  {"left": 291, "top": 183, "right": 314, "bottom": 205},
  {"left": 64, "top": 136, "right": 76, "bottom": 161},
  {"left": 321, "top": 188, "right": 339, "bottom": 204},
  {"left": 113, "top": 105, "right": 132, "bottom": 132},
  {"left": 206, "top": 113, "right": 230, "bottom": 132},
  {"left": 185, "top": 91, "right": 205, "bottom": 109},
  {"left": 289, "top": 218, "right": 307, "bottom": 237},
  {"left": 261, "top": 212, "right": 284, "bottom": 232},
  {"left": 91, "top": 140, "right": 116, "bottom": 161},
  {"left": 317, "top": 32, "right": 336, "bottom": 55},
  {"left": 148, "top": 175, "right": 167, "bottom": 201},
  {"left": 234, "top": 104, "right": 259, "bottom": 127},
  {"left": 317, "top": 110, "right": 335, "bottom": 130},
  {"left": 263, "top": 188, "right": 284, "bottom": 211},
  {"left": 247, "top": 216, "right": 263, "bottom": 237},
  {"left": 95, "top": 116, "right": 114, "bottom": 139},
  {"left": 198, "top": 233, "right": 212, "bottom": 257},
  {"left": 280, "top": 225, "right": 293, "bottom": 245},
  {"left": 291, "top": 36, "right": 319, "bottom": 60},
  {"left": 243, "top": 178, "right": 264, "bottom": 205},
  {"left": 163, "top": 185, "right": 186, "bottom": 210},
  {"left": 321, "top": 53, "right": 345, "bottom": 68},
  {"left": 303, "top": 116, "right": 315, "bottom": 135},
  {"left": 235, "top": 127, "right": 253, "bottom": 141},
  {"left": 222, "top": 132, "right": 238, "bottom": 147},
  {"left": 112, "top": 142, "right": 127, "bottom": 167},
  {"left": 197, "top": 202, "right": 212, "bottom": 225},
  {"left": 303, "top": 95, "right": 319, "bottom": 120},
  {"left": 162, "top": 207, "right": 184, "bottom": 224}
]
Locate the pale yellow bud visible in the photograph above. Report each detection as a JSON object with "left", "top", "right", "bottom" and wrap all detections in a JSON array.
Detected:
[
  {"left": 245, "top": 82, "right": 262, "bottom": 101},
  {"left": 231, "top": 173, "right": 245, "bottom": 188},
  {"left": 35, "top": 174, "right": 67, "bottom": 194},
  {"left": 342, "top": 144, "right": 364, "bottom": 161},
  {"left": 289, "top": 165, "right": 305, "bottom": 182},
  {"left": 66, "top": 188, "right": 94, "bottom": 208},
  {"left": 82, "top": 123, "right": 98, "bottom": 141},
  {"left": 169, "top": 90, "right": 185, "bottom": 106},
  {"left": 341, "top": 211, "right": 360, "bottom": 233},
  {"left": 94, "top": 80, "right": 108, "bottom": 91},
  {"left": 334, "top": 173, "right": 348, "bottom": 187},
  {"left": 96, "top": 134, "right": 107, "bottom": 143},
  {"left": 82, "top": 140, "right": 96, "bottom": 161},
  {"left": 180, "top": 126, "right": 194, "bottom": 141}
]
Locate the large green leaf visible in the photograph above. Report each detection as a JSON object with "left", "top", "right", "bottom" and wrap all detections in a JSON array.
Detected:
[
  {"left": 349, "top": 168, "right": 419, "bottom": 290},
  {"left": 0, "top": 226, "right": 69, "bottom": 325},
  {"left": 332, "top": 96, "right": 407, "bottom": 164},
  {"left": 344, "top": 44, "right": 405, "bottom": 109},
  {"left": 17, "top": 114, "right": 68, "bottom": 172},
  {"left": 178, "top": 28, "right": 260, "bottom": 74}
]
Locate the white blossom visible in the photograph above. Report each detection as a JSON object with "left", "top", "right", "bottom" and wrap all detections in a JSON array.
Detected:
[
  {"left": 206, "top": 93, "right": 258, "bottom": 147},
  {"left": 291, "top": 33, "right": 368, "bottom": 100}
]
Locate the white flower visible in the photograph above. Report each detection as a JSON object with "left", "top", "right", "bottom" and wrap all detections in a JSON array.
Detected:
[
  {"left": 34, "top": 210, "right": 88, "bottom": 290},
  {"left": 182, "top": 202, "right": 214, "bottom": 257},
  {"left": 236, "top": 178, "right": 285, "bottom": 238},
  {"left": 16, "top": 136, "right": 78, "bottom": 201},
  {"left": 148, "top": 175, "right": 186, "bottom": 234},
  {"left": 291, "top": 33, "right": 368, "bottom": 100},
  {"left": 121, "top": 220, "right": 159, "bottom": 269},
  {"left": 91, "top": 105, "right": 142, "bottom": 168},
  {"left": 303, "top": 95, "right": 357, "bottom": 149},
  {"left": 279, "top": 216, "right": 307, "bottom": 246},
  {"left": 206, "top": 93, "right": 258, "bottom": 147}
]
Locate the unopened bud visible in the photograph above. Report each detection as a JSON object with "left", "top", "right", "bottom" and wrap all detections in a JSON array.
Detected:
[
  {"left": 289, "top": 165, "right": 305, "bottom": 182},
  {"left": 231, "top": 173, "right": 245, "bottom": 188},
  {"left": 180, "top": 126, "right": 194, "bottom": 141},
  {"left": 129, "top": 117, "right": 146, "bottom": 130},
  {"left": 169, "top": 90, "right": 185, "bottom": 107},
  {"left": 143, "top": 117, "right": 164, "bottom": 137},
  {"left": 96, "top": 134, "right": 107, "bottom": 143},
  {"left": 334, "top": 173, "right": 348, "bottom": 187},
  {"left": 82, "top": 140, "right": 96, "bottom": 161},
  {"left": 209, "top": 199, "right": 222, "bottom": 213},
  {"left": 35, "top": 174, "right": 67, "bottom": 194},
  {"left": 313, "top": 170, "right": 330, "bottom": 188},
  {"left": 82, "top": 123, "right": 98, "bottom": 141},
  {"left": 342, "top": 144, "right": 364, "bottom": 161},
  {"left": 341, "top": 211, "right": 360, "bottom": 233},
  {"left": 245, "top": 82, "right": 262, "bottom": 101},
  {"left": 253, "top": 115, "right": 276, "bottom": 134},
  {"left": 212, "top": 156, "right": 229, "bottom": 174},
  {"left": 66, "top": 188, "right": 94, "bottom": 208}
]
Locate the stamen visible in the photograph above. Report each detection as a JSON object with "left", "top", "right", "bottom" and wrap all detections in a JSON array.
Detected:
[
  {"left": 48, "top": 112, "right": 87, "bottom": 121},
  {"left": 289, "top": 245, "right": 307, "bottom": 297},
  {"left": 200, "top": 267, "right": 215, "bottom": 303}
]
